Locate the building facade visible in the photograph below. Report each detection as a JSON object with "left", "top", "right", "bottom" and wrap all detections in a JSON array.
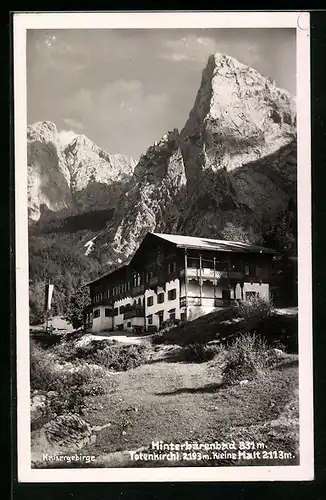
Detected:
[{"left": 84, "top": 232, "right": 275, "bottom": 334}]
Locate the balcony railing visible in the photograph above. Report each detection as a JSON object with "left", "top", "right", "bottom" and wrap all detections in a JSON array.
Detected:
[
  {"left": 180, "top": 296, "right": 235, "bottom": 308},
  {"left": 91, "top": 297, "right": 113, "bottom": 306},
  {"left": 181, "top": 268, "right": 244, "bottom": 280}
]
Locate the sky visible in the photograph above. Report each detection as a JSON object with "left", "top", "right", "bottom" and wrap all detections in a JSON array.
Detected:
[{"left": 27, "top": 28, "right": 296, "bottom": 161}]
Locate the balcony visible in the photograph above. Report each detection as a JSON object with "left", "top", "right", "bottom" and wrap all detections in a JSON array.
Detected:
[
  {"left": 131, "top": 284, "right": 145, "bottom": 296},
  {"left": 149, "top": 276, "right": 158, "bottom": 287},
  {"left": 91, "top": 297, "right": 113, "bottom": 306},
  {"left": 123, "top": 306, "right": 145, "bottom": 320},
  {"left": 181, "top": 268, "right": 243, "bottom": 280}
]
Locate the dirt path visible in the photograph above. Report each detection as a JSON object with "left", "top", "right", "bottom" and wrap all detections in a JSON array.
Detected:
[{"left": 83, "top": 357, "right": 298, "bottom": 462}]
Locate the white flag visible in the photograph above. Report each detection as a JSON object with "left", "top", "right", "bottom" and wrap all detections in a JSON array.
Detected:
[{"left": 44, "top": 283, "right": 54, "bottom": 311}]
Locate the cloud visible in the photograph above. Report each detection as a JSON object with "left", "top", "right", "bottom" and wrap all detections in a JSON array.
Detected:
[
  {"left": 160, "top": 35, "right": 218, "bottom": 63},
  {"left": 96, "top": 80, "right": 169, "bottom": 124},
  {"left": 58, "top": 130, "right": 78, "bottom": 146},
  {"left": 63, "top": 117, "right": 84, "bottom": 131},
  {"left": 160, "top": 34, "right": 262, "bottom": 71}
]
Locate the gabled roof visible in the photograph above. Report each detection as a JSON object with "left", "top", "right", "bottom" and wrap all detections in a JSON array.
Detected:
[
  {"left": 83, "top": 264, "right": 128, "bottom": 287},
  {"left": 84, "top": 232, "right": 276, "bottom": 287},
  {"left": 151, "top": 233, "right": 276, "bottom": 254}
]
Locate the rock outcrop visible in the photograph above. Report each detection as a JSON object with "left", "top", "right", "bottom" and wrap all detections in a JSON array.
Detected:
[
  {"left": 27, "top": 121, "right": 136, "bottom": 222},
  {"left": 94, "top": 129, "right": 187, "bottom": 265}
]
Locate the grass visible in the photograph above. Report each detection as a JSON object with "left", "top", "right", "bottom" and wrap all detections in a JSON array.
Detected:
[{"left": 149, "top": 301, "right": 297, "bottom": 353}]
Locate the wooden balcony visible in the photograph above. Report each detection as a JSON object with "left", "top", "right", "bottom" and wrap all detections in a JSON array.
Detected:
[
  {"left": 91, "top": 297, "right": 113, "bottom": 306},
  {"left": 123, "top": 306, "right": 145, "bottom": 320},
  {"left": 181, "top": 268, "right": 244, "bottom": 280}
]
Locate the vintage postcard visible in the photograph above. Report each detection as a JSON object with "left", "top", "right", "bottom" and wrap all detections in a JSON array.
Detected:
[{"left": 14, "top": 11, "right": 313, "bottom": 482}]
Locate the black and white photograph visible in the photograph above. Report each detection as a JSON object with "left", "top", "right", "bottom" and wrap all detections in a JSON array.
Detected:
[{"left": 14, "top": 11, "right": 313, "bottom": 482}]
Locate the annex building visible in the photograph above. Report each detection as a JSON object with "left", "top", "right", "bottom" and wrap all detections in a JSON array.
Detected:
[{"left": 84, "top": 232, "right": 276, "bottom": 334}]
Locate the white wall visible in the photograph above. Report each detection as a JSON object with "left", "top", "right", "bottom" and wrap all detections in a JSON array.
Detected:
[
  {"left": 233, "top": 282, "right": 270, "bottom": 300},
  {"left": 113, "top": 296, "right": 135, "bottom": 329},
  {"left": 91, "top": 305, "right": 113, "bottom": 333},
  {"left": 144, "top": 278, "right": 180, "bottom": 330},
  {"left": 242, "top": 282, "right": 269, "bottom": 300}
]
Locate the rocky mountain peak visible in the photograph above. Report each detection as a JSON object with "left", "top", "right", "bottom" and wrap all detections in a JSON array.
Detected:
[
  {"left": 27, "top": 122, "right": 136, "bottom": 221},
  {"left": 27, "top": 121, "right": 59, "bottom": 143},
  {"left": 180, "top": 52, "right": 296, "bottom": 192}
]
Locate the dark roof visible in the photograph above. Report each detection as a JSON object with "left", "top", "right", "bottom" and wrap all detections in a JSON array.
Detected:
[
  {"left": 83, "top": 264, "right": 128, "bottom": 287},
  {"left": 84, "top": 232, "right": 276, "bottom": 286},
  {"left": 152, "top": 232, "right": 276, "bottom": 254}
]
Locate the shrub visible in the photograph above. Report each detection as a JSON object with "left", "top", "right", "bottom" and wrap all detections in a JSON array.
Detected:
[
  {"left": 51, "top": 337, "right": 115, "bottom": 362},
  {"left": 30, "top": 342, "right": 116, "bottom": 418},
  {"left": 232, "top": 296, "right": 273, "bottom": 321},
  {"left": 90, "top": 343, "right": 149, "bottom": 371},
  {"left": 178, "top": 342, "right": 220, "bottom": 363},
  {"left": 222, "top": 333, "right": 269, "bottom": 385},
  {"left": 151, "top": 332, "right": 165, "bottom": 345}
]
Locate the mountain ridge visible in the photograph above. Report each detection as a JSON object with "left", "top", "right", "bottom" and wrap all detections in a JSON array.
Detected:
[{"left": 27, "top": 121, "right": 136, "bottom": 222}]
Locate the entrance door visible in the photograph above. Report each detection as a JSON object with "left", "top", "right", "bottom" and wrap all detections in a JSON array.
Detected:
[
  {"left": 158, "top": 311, "right": 164, "bottom": 330},
  {"left": 222, "top": 289, "right": 231, "bottom": 306}
]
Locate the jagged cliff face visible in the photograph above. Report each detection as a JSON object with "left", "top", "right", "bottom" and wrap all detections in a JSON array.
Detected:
[
  {"left": 27, "top": 121, "right": 136, "bottom": 222},
  {"left": 94, "top": 53, "right": 296, "bottom": 264},
  {"left": 180, "top": 53, "right": 295, "bottom": 187},
  {"left": 175, "top": 54, "right": 296, "bottom": 239},
  {"left": 94, "top": 129, "right": 187, "bottom": 264}
]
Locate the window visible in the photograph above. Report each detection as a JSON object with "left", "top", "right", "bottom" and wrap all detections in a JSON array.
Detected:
[
  {"left": 245, "top": 264, "right": 255, "bottom": 276},
  {"left": 138, "top": 298, "right": 142, "bottom": 305},
  {"left": 222, "top": 289, "right": 231, "bottom": 303},
  {"left": 133, "top": 273, "right": 141, "bottom": 287},
  {"left": 133, "top": 299, "right": 137, "bottom": 305},
  {"left": 157, "top": 293, "right": 165, "bottom": 304},
  {"left": 158, "top": 311, "right": 164, "bottom": 327},
  {"left": 169, "top": 309, "right": 176, "bottom": 321},
  {"left": 93, "top": 309, "right": 100, "bottom": 319},
  {"left": 146, "top": 271, "right": 153, "bottom": 282},
  {"left": 168, "top": 289, "right": 176, "bottom": 301},
  {"left": 181, "top": 313, "right": 186, "bottom": 322},
  {"left": 127, "top": 322, "right": 132, "bottom": 328},
  {"left": 188, "top": 258, "right": 199, "bottom": 268},
  {"left": 147, "top": 296, "right": 154, "bottom": 307},
  {"left": 105, "top": 308, "right": 111, "bottom": 317},
  {"left": 231, "top": 261, "right": 242, "bottom": 272},
  {"left": 114, "top": 307, "right": 118, "bottom": 316},
  {"left": 113, "top": 287, "right": 117, "bottom": 296},
  {"left": 147, "top": 314, "right": 153, "bottom": 325},
  {"left": 119, "top": 306, "right": 125, "bottom": 314},
  {"left": 168, "top": 262, "right": 177, "bottom": 274}
]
